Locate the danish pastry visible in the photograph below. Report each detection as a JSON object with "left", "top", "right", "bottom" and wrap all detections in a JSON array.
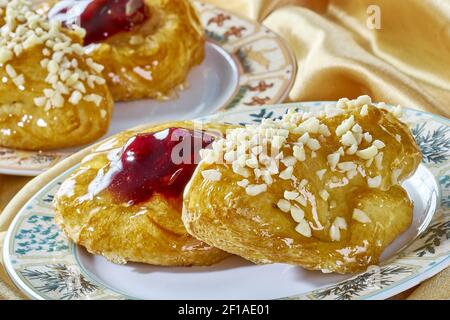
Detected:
[
  {"left": 54, "top": 121, "right": 230, "bottom": 266},
  {"left": 0, "top": 1, "right": 113, "bottom": 151},
  {"left": 183, "top": 96, "right": 422, "bottom": 273},
  {"left": 47, "top": 0, "right": 205, "bottom": 101}
]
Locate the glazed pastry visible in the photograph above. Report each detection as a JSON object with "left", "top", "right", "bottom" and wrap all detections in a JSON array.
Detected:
[
  {"left": 54, "top": 121, "right": 230, "bottom": 266},
  {"left": 183, "top": 96, "right": 422, "bottom": 274},
  {"left": 47, "top": 0, "right": 205, "bottom": 101},
  {"left": 0, "top": 1, "right": 113, "bottom": 151},
  {"left": 0, "top": 1, "right": 5, "bottom": 26}
]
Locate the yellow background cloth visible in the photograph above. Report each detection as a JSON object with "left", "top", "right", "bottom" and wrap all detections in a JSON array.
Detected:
[{"left": 0, "top": 0, "right": 449, "bottom": 300}]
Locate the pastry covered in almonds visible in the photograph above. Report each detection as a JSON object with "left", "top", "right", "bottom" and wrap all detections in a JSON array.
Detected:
[
  {"left": 54, "top": 121, "right": 230, "bottom": 266},
  {"left": 0, "top": 1, "right": 113, "bottom": 151},
  {"left": 182, "top": 96, "right": 422, "bottom": 274},
  {"left": 47, "top": 0, "right": 205, "bottom": 101}
]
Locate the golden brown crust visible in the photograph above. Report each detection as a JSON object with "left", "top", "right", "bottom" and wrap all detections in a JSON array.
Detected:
[
  {"left": 54, "top": 121, "right": 230, "bottom": 266},
  {"left": 0, "top": 44, "right": 112, "bottom": 151},
  {"left": 182, "top": 104, "right": 422, "bottom": 273}
]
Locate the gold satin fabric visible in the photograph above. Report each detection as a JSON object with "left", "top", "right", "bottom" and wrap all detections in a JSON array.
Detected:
[
  {"left": 1, "top": 0, "right": 449, "bottom": 300},
  {"left": 207, "top": 0, "right": 450, "bottom": 117}
]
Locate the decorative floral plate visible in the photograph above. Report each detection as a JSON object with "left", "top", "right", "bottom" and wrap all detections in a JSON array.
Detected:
[
  {"left": 0, "top": 0, "right": 296, "bottom": 176},
  {"left": 1, "top": 102, "right": 448, "bottom": 300}
]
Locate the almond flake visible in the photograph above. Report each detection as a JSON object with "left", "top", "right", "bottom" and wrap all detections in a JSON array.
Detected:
[
  {"left": 295, "top": 219, "right": 312, "bottom": 237},
  {"left": 290, "top": 206, "right": 305, "bottom": 222},
  {"left": 201, "top": 169, "right": 222, "bottom": 181},
  {"left": 356, "top": 145, "right": 378, "bottom": 160},
  {"left": 277, "top": 199, "right": 291, "bottom": 212},
  {"left": 367, "top": 175, "right": 382, "bottom": 188}
]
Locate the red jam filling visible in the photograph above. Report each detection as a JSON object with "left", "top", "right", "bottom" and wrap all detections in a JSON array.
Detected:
[
  {"left": 77, "top": 0, "right": 149, "bottom": 45},
  {"left": 108, "top": 128, "right": 214, "bottom": 204}
]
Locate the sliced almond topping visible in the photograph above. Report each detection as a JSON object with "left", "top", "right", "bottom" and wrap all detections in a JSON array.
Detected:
[
  {"left": 262, "top": 173, "right": 273, "bottom": 185},
  {"left": 293, "top": 144, "right": 306, "bottom": 161},
  {"left": 391, "top": 168, "right": 402, "bottom": 185},
  {"left": 251, "top": 146, "right": 263, "bottom": 155},
  {"left": 338, "top": 161, "right": 357, "bottom": 172},
  {"left": 391, "top": 105, "right": 403, "bottom": 118},
  {"left": 346, "top": 169, "right": 358, "bottom": 179},
  {"left": 245, "top": 184, "right": 267, "bottom": 196},
  {"left": 346, "top": 144, "right": 358, "bottom": 155},
  {"left": 284, "top": 190, "right": 299, "bottom": 200},
  {"left": 279, "top": 166, "right": 294, "bottom": 180},
  {"left": 316, "top": 169, "right": 327, "bottom": 180},
  {"left": 329, "top": 225, "right": 340, "bottom": 242},
  {"left": 245, "top": 157, "right": 259, "bottom": 169},
  {"left": 375, "top": 152, "right": 384, "bottom": 170},
  {"left": 290, "top": 206, "right": 305, "bottom": 222},
  {"left": 356, "top": 145, "right": 378, "bottom": 160},
  {"left": 201, "top": 169, "right": 222, "bottom": 181},
  {"left": 352, "top": 124, "right": 363, "bottom": 133},
  {"left": 325, "top": 105, "right": 345, "bottom": 117},
  {"left": 327, "top": 153, "right": 340, "bottom": 170},
  {"left": 319, "top": 124, "right": 331, "bottom": 137},
  {"left": 298, "top": 132, "right": 310, "bottom": 144},
  {"left": 294, "top": 194, "right": 307, "bottom": 207},
  {"left": 277, "top": 199, "right": 291, "bottom": 212},
  {"left": 299, "top": 179, "right": 309, "bottom": 189},
  {"left": 360, "top": 104, "right": 369, "bottom": 116},
  {"left": 363, "top": 132, "right": 372, "bottom": 143},
  {"left": 68, "top": 90, "right": 82, "bottom": 104},
  {"left": 281, "top": 156, "right": 297, "bottom": 167},
  {"left": 5, "top": 64, "right": 16, "bottom": 78},
  {"left": 336, "top": 98, "right": 350, "bottom": 109},
  {"left": 334, "top": 217, "right": 348, "bottom": 230},
  {"left": 373, "top": 139, "right": 385, "bottom": 149},
  {"left": 297, "top": 117, "right": 320, "bottom": 134},
  {"left": 266, "top": 160, "right": 279, "bottom": 175},
  {"left": 0, "top": 48, "right": 12, "bottom": 64},
  {"left": 319, "top": 189, "right": 329, "bottom": 201},
  {"left": 367, "top": 175, "right": 382, "bottom": 188},
  {"left": 306, "top": 138, "right": 321, "bottom": 151},
  {"left": 355, "top": 95, "right": 372, "bottom": 107},
  {"left": 231, "top": 160, "right": 249, "bottom": 176},
  {"left": 33, "top": 97, "right": 46, "bottom": 107},
  {"left": 341, "top": 131, "right": 357, "bottom": 146},
  {"left": 336, "top": 116, "right": 355, "bottom": 136}
]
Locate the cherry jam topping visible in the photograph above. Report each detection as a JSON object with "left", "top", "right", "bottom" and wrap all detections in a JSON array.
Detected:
[
  {"left": 108, "top": 128, "right": 214, "bottom": 204},
  {"left": 79, "top": 0, "right": 149, "bottom": 45}
]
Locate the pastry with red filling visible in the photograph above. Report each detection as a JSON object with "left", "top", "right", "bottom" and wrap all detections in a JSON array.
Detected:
[{"left": 47, "top": 0, "right": 205, "bottom": 101}]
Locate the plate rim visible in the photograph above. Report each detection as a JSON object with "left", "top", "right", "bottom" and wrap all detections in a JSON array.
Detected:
[
  {"left": 1, "top": 101, "right": 449, "bottom": 300},
  {"left": 0, "top": 0, "right": 297, "bottom": 176}
]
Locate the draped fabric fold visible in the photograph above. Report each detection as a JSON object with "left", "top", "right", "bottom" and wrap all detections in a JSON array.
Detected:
[{"left": 206, "top": 0, "right": 450, "bottom": 117}]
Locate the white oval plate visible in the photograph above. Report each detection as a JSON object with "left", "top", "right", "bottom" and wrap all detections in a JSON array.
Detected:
[
  {"left": 0, "top": 0, "right": 296, "bottom": 176},
  {"left": 2, "top": 102, "right": 449, "bottom": 300}
]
